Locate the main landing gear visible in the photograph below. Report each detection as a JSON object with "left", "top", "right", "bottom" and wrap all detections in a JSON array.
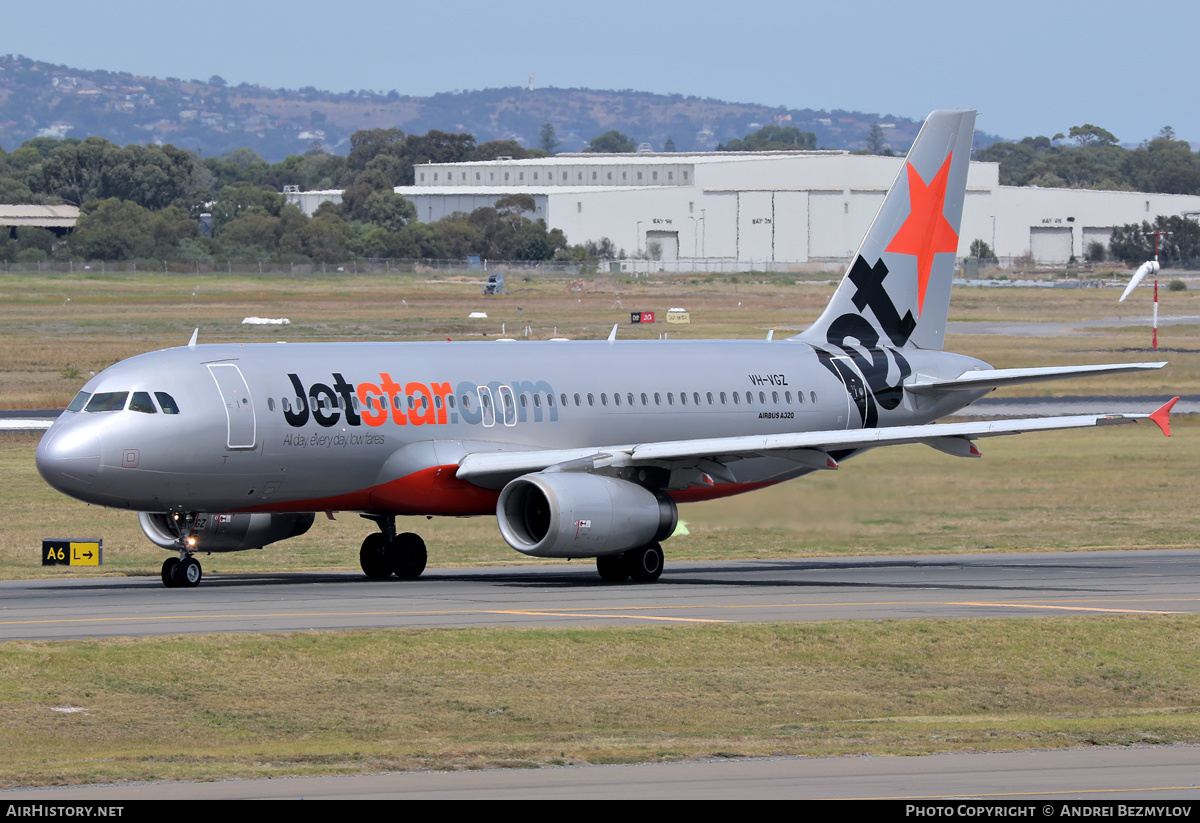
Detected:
[
  {"left": 360, "top": 515, "right": 427, "bottom": 580},
  {"left": 595, "top": 542, "right": 664, "bottom": 583},
  {"left": 161, "top": 554, "right": 202, "bottom": 588}
]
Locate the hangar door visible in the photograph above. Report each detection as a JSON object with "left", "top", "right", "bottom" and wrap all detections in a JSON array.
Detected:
[
  {"left": 1030, "top": 227, "right": 1073, "bottom": 264},
  {"left": 645, "top": 230, "right": 679, "bottom": 262}
]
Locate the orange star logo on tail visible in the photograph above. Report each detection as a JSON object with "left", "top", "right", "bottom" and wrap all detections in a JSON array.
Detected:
[{"left": 885, "top": 153, "right": 958, "bottom": 316}]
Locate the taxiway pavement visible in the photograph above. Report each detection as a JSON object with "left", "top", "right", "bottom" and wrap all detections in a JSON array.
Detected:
[{"left": 3, "top": 549, "right": 1198, "bottom": 641}]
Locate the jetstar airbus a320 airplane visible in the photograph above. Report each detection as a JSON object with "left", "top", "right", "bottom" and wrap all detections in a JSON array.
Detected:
[{"left": 36, "top": 110, "right": 1178, "bottom": 588}]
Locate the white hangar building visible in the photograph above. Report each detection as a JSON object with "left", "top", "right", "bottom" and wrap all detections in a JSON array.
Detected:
[{"left": 389, "top": 152, "right": 1200, "bottom": 268}]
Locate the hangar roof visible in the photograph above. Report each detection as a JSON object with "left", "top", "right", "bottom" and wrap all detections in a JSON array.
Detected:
[{"left": 0, "top": 204, "right": 80, "bottom": 228}]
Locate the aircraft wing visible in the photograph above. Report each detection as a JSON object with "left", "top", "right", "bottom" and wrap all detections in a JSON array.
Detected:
[
  {"left": 905, "top": 362, "right": 1166, "bottom": 394},
  {"left": 455, "top": 398, "right": 1178, "bottom": 481}
]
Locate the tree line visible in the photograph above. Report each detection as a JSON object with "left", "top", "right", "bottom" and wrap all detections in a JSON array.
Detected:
[
  {"left": 0, "top": 120, "right": 1197, "bottom": 265},
  {"left": 0, "top": 127, "right": 589, "bottom": 264}
]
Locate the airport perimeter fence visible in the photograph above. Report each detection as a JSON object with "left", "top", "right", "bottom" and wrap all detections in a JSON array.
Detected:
[
  {"left": 0, "top": 256, "right": 1185, "bottom": 279},
  {"left": 0, "top": 257, "right": 845, "bottom": 278}
]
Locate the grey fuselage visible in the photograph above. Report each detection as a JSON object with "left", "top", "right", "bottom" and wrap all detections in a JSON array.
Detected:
[{"left": 35, "top": 337, "right": 991, "bottom": 516}]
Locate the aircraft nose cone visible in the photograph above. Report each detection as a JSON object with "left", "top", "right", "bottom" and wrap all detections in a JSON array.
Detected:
[{"left": 36, "top": 425, "right": 101, "bottom": 494}]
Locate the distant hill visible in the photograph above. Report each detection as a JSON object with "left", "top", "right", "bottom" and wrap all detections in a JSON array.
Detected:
[{"left": 0, "top": 55, "right": 1001, "bottom": 161}]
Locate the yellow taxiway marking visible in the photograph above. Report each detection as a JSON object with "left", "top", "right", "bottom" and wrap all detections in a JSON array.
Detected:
[
  {"left": 948, "top": 601, "right": 1181, "bottom": 615},
  {"left": 485, "top": 609, "right": 728, "bottom": 623}
]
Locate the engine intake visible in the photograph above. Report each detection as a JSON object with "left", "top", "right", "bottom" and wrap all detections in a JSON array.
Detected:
[
  {"left": 496, "top": 472, "right": 676, "bottom": 558},
  {"left": 139, "top": 511, "right": 315, "bottom": 553}
]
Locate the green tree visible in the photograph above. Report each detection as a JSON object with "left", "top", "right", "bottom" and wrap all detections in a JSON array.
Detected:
[
  {"left": 361, "top": 190, "right": 416, "bottom": 232},
  {"left": 302, "top": 207, "right": 353, "bottom": 262},
  {"left": 1110, "top": 216, "right": 1200, "bottom": 267},
  {"left": 969, "top": 239, "right": 997, "bottom": 261},
  {"left": 586, "top": 131, "right": 636, "bottom": 153},
  {"left": 1068, "top": 124, "right": 1118, "bottom": 147},
  {"left": 864, "top": 123, "right": 891, "bottom": 155},
  {"left": 470, "top": 140, "right": 530, "bottom": 161},
  {"left": 494, "top": 194, "right": 537, "bottom": 215},
  {"left": 68, "top": 198, "right": 156, "bottom": 260},
  {"left": 718, "top": 125, "right": 816, "bottom": 152},
  {"left": 539, "top": 123, "right": 559, "bottom": 155},
  {"left": 211, "top": 185, "right": 284, "bottom": 234}
]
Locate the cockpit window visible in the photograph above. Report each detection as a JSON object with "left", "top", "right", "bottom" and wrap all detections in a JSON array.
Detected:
[
  {"left": 66, "top": 391, "right": 91, "bottom": 413},
  {"left": 85, "top": 392, "right": 129, "bottom": 412},
  {"left": 155, "top": 392, "right": 180, "bottom": 414},
  {"left": 129, "top": 392, "right": 157, "bottom": 414}
]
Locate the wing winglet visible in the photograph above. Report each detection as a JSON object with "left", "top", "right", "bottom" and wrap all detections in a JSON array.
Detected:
[{"left": 1148, "top": 396, "right": 1179, "bottom": 437}]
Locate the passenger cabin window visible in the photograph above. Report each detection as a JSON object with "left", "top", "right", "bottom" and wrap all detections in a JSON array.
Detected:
[
  {"left": 85, "top": 392, "right": 128, "bottom": 412},
  {"left": 66, "top": 391, "right": 90, "bottom": 412},
  {"left": 129, "top": 392, "right": 157, "bottom": 414}
]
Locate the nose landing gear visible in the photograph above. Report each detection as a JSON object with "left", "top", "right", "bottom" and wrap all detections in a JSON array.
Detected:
[
  {"left": 161, "top": 554, "right": 202, "bottom": 588},
  {"left": 160, "top": 512, "right": 203, "bottom": 588}
]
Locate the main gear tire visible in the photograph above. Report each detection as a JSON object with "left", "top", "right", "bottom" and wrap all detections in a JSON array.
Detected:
[
  {"left": 390, "top": 532, "right": 427, "bottom": 579},
  {"left": 627, "top": 543, "right": 665, "bottom": 583},
  {"left": 596, "top": 553, "right": 630, "bottom": 583},
  {"left": 359, "top": 533, "right": 392, "bottom": 579}
]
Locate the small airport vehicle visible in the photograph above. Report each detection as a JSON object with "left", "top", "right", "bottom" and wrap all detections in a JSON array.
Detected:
[{"left": 36, "top": 111, "right": 1176, "bottom": 587}]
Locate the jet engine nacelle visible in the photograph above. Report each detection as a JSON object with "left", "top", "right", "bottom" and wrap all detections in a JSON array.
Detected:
[
  {"left": 139, "top": 511, "right": 316, "bottom": 553},
  {"left": 496, "top": 472, "right": 677, "bottom": 558}
]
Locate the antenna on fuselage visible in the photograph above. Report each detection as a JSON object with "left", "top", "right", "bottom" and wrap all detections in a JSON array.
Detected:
[
  {"left": 607, "top": 324, "right": 618, "bottom": 343},
  {"left": 187, "top": 328, "right": 198, "bottom": 350}
]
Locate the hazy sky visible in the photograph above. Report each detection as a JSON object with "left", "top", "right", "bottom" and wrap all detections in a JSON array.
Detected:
[{"left": 2, "top": 0, "right": 1194, "bottom": 145}]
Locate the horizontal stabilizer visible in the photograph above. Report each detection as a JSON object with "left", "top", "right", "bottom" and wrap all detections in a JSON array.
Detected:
[
  {"left": 906, "top": 362, "right": 1166, "bottom": 394},
  {"left": 1149, "top": 396, "right": 1179, "bottom": 437}
]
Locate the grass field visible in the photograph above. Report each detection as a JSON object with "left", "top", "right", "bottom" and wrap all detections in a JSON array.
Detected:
[
  {"left": 0, "top": 270, "right": 1194, "bottom": 408},
  {"left": 3, "top": 617, "right": 1200, "bottom": 787},
  {"left": 2, "top": 268, "right": 1198, "bottom": 787}
]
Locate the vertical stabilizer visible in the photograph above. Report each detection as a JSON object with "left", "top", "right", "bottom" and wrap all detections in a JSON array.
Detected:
[{"left": 798, "top": 110, "right": 975, "bottom": 351}]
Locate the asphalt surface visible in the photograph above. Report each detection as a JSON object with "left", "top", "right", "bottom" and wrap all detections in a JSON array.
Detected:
[
  {"left": 5, "top": 745, "right": 1200, "bottom": 800},
  {"left": 5, "top": 549, "right": 1198, "bottom": 641}
]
